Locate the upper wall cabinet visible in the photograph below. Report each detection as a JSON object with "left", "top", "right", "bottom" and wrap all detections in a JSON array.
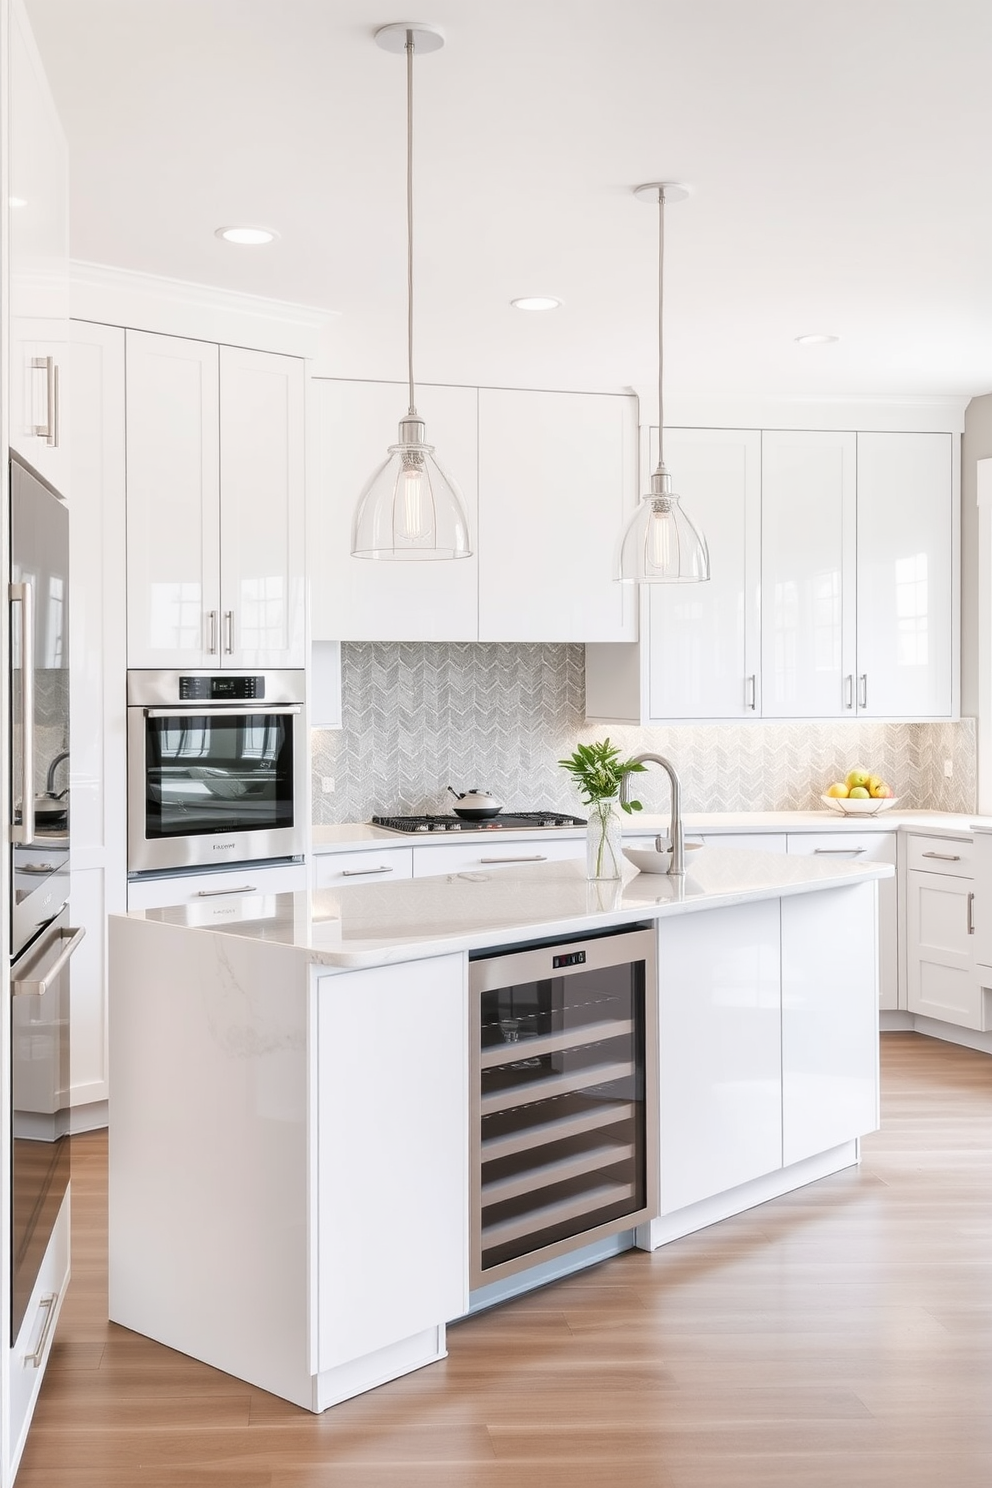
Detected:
[
  {"left": 308, "top": 378, "right": 637, "bottom": 644},
  {"left": 586, "top": 426, "right": 957, "bottom": 724},
  {"left": 126, "top": 332, "right": 305, "bottom": 670},
  {"left": 477, "top": 389, "right": 636, "bottom": 643},
  {"left": 309, "top": 379, "right": 480, "bottom": 642},
  {"left": 8, "top": 0, "right": 71, "bottom": 494}
]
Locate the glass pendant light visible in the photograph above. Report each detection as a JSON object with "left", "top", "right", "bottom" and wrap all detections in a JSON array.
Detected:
[
  {"left": 352, "top": 22, "right": 471, "bottom": 561},
  {"left": 618, "top": 183, "right": 710, "bottom": 584}
]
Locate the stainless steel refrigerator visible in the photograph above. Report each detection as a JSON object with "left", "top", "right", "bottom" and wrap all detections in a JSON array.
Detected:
[{"left": 8, "top": 455, "right": 84, "bottom": 1343}]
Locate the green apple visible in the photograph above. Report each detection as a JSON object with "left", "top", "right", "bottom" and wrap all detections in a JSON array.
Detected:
[
  {"left": 848, "top": 785, "right": 871, "bottom": 798},
  {"left": 845, "top": 768, "right": 871, "bottom": 790}
]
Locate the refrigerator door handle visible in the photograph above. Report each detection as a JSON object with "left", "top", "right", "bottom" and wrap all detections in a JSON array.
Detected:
[
  {"left": 9, "top": 579, "right": 36, "bottom": 845},
  {"left": 12, "top": 925, "right": 86, "bottom": 996}
]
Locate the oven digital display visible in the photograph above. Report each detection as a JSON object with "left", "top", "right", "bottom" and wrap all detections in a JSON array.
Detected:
[{"left": 179, "top": 675, "right": 265, "bottom": 701}]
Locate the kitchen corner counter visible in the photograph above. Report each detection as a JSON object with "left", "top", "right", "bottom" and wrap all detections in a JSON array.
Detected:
[{"left": 126, "top": 847, "right": 894, "bottom": 970}]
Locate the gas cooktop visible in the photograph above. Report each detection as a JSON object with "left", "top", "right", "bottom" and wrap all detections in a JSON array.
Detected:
[{"left": 371, "top": 812, "right": 587, "bottom": 834}]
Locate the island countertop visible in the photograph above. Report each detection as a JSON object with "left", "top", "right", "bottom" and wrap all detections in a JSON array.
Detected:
[{"left": 128, "top": 846, "right": 895, "bottom": 970}]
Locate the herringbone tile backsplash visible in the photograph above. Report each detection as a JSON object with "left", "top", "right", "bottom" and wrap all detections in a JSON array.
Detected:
[{"left": 311, "top": 643, "right": 977, "bottom": 823}]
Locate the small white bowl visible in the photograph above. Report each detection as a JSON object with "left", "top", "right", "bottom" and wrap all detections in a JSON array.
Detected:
[
  {"left": 820, "top": 793, "right": 899, "bottom": 816},
  {"left": 623, "top": 841, "right": 706, "bottom": 875}
]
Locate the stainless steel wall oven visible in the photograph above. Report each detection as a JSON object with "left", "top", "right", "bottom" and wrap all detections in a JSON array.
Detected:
[{"left": 126, "top": 670, "right": 308, "bottom": 876}]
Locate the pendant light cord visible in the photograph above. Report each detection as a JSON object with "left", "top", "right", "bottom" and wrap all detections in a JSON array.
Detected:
[
  {"left": 657, "top": 185, "right": 665, "bottom": 471},
  {"left": 406, "top": 32, "right": 417, "bottom": 418}
]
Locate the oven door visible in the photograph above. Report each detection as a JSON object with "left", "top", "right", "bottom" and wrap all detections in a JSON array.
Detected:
[
  {"left": 11, "top": 909, "right": 85, "bottom": 1343},
  {"left": 127, "top": 702, "right": 307, "bottom": 873}
]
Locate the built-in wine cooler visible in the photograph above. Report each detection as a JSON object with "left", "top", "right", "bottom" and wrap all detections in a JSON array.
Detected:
[{"left": 469, "top": 924, "right": 658, "bottom": 1287}]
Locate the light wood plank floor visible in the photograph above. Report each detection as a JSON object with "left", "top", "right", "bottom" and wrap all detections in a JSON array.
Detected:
[{"left": 16, "top": 1031, "right": 992, "bottom": 1486}]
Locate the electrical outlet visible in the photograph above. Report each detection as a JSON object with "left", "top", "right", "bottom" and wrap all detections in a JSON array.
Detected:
[
  {"left": 321, "top": 776, "right": 335, "bottom": 793},
  {"left": 944, "top": 759, "right": 953, "bottom": 779}
]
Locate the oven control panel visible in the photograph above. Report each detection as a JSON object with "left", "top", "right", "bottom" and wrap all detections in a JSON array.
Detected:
[{"left": 179, "top": 675, "right": 265, "bottom": 701}]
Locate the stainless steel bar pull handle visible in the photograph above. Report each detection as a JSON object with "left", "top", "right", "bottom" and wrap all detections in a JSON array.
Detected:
[
  {"left": 207, "top": 609, "right": 218, "bottom": 654},
  {"left": 31, "top": 356, "right": 57, "bottom": 444},
  {"left": 922, "top": 851, "right": 961, "bottom": 862},
  {"left": 858, "top": 674, "right": 868, "bottom": 709},
  {"left": 341, "top": 865, "right": 394, "bottom": 877},
  {"left": 968, "top": 891, "right": 975, "bottom": 935},
  {"left": 746, "top": 674, "right": 757, "bottom": 711},
  {"left": 13, "top": 926, "right": 87, "bottom": 996},
  {"left": 224, "top": 610, "right": 234, "bottom": 654},
  {"left": 844, "top": 674, "right": 854, "bottom": 710},
  {"left": 814, "top": 847, "right": 866, "bottom": 854},
  {"left": 23, "top": 1293, "right": 59, "bottom": 1367},
  {"left": 9, "top": 580, "right": 36, "bottom": 846},
  {"left": 480, "top": 854, "right": 548, "bottom": 864},
  {"left": 195, "top": 885, "right": 257, "bottom": 898}
]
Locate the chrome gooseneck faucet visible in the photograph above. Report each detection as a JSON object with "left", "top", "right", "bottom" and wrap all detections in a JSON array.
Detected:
[{"left": 619, "top": 752, "right": 685, "bottom": 876}]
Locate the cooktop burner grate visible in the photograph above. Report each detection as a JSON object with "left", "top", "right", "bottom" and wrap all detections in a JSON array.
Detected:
[{"left": 371, "top": 811, "right": 587, "bottom": 834}]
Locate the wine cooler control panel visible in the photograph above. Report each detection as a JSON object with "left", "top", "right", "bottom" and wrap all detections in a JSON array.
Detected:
[{"left": 469, "top": 925, "right": 658, "bottom": 1288}]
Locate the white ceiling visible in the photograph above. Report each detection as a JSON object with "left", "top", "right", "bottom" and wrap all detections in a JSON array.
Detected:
[{"left": 24, "top": 0, "right": 992, "bottom": 402}]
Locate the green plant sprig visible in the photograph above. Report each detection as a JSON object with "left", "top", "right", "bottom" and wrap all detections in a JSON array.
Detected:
[{"left": 557, "top": 738, "right": 646, "bottom": 813}]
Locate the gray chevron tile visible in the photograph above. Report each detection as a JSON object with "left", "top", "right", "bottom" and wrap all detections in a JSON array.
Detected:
[{"left": 311, "top": 643, "right": 977, "bottom": 824}]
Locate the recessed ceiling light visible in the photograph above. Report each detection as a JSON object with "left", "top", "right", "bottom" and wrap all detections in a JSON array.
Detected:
[
  {"left": 8, "top": 196, "right": 27, "bottom": 208},
  {"left": 215, "top": 225, "right": 279, "bottom": 245},
  {"left": 511, "top": 296, "right": 562, "bottom": 311},
  {"left": 795, "top": 332, "right": 839, "bottom": 345}
]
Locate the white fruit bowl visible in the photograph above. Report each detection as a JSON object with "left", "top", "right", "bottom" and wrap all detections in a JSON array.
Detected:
[
  {"left": 820, "top": 793, "right": 899, "bottom": 816},
  {"left": 623, "top": 841, "right": 706, "bottom": 875}
]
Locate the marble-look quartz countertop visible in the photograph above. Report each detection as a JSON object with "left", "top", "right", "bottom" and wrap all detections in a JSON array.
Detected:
[
  {"left": 312, "top": 810, "right": 989, "bottom": 853},
  {"left": 131, "top": 847, "right": 895, "bottom": 970}
]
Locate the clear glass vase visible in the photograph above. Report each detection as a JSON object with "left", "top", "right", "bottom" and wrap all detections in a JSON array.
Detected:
[{"left": 586, "top": 798, "right": 623, "bottom": 880}]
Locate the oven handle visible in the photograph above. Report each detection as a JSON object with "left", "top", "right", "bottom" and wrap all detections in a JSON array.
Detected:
[
  {"left": 144, "top": 705, "right": 302, "bottom": 719},
  {"left": 12, "top": 926, "right": 86, "bottom": 996}
]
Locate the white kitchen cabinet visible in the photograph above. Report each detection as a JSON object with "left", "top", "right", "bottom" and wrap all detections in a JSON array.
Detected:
[
  {"left": 780, "top": 885, "right": 879, "bottom": 1165},
  {"left": 308, "top": 378, "right": 637, "bottom": 644},
  {"left": 126, "top": 860, "right": 308, "bottom": 913},
  {"left": 309, "top": 378, "right": 480, "bottom": 641},
  {"left": 412, "top": 835, "right": 585, "bottom": 877},
  {"left": 699, "top": 833, "right": 788, "bottom": 854},
  {"left": 786, "top": 832, "right": 898, "bottom": 1010},
  {"left": 8, "top": 0, "right": 70, "bottom": 494},
  {"left": 126, "top": 331, "right": 305, "bottom": 669},
  {"left": 6, "top": 1194, "right": 70, "bottom": 1484},
  {"left": 657, "top": 898, "right": 783, "bottom": 1214},
  {"left": 906, "top": 834, "right": 981, "bottom": 1029},
  {"left": 313, "top": 846, "right": 414, "bottom": 887},
  {"left": 856, "top": 432, "right": 954, "bottom": 719},
  {"left": 587, "top": 427, "right": 761, "bottom": 722},
  {"left": 68, "top": 321, "right": 127, "bottom": 1117},
  {"left": 477, "top": 388, "right": 636, "bottom": 642},
  {"left": 586, "top": 425, "right": 957, "bottom": 725},
  {"left": 760, "top": 431, "right": 856, "bottom": 718}
]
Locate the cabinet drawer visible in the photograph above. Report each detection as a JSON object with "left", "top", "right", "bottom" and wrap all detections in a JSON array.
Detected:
[
  {"left": 698, "top": 833, "right": 787, "bottom": 854},
  {"left": 787, "top": 831, "right": 896, "bottom": 864},
  {"left": 128, "top": 861, "right": 308, "bottom": 911},
  {"left": 413, "top": 836, "right": 584, "bottom": 877},
  {"left": 313, "top": 847, "right": 414, "bottom": 887},
  {"left": 907, "top": 834, "right": 975, "bottom": 877},
  {"left": 8, "top": 1192, "right": 70, "bottom": 1477}
]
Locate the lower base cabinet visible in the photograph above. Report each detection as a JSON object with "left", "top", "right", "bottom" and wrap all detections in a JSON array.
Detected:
[
  {"left": 907, "top": 868, "right": 982, "bottom": 1029},
  {"left": 656, "top": 884, "right": 879, "bottom": 1217},
  {"left": 6, "top": 1194, "right": 70, "bottom": 1484}
]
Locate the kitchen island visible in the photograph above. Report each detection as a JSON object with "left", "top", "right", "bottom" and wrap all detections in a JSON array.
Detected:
[{"left": 108, "top": 847, "right": 893, "bottom": 1412}]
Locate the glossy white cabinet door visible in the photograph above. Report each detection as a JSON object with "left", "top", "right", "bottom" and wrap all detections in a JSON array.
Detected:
[
  {"left": 315, "top": 955, "right": 469, "bottom": 1370},
  {"left": 761, "top": 431, "right": 856, "bottom": 718},
  {"left": 8, "top": 0, "right": 71, "bottom": 495},
  {"left": 68, "top": 321, "right": 127, "bottom": 1112},
  {"left": 786, "top": 832, "right": 898, "bottom": 1009},
  {"left": 309, "top": 378, "right": 479, "bottom": 641},
  {"left": 647, "top": 428, "right": 761, "bottom": 719},
  {"left": 657, "top": 898, "right": 782, "bottom": 1214},
  {"left": 699, "top": 833, "right": 788, "bottom": 854},
  {"left": 856, "top": 432, "right": 953, "bottom": 718},
  {"left": 781, "top": 882, "right": 879, "bottom": 1166},
  {"left": 477, "top": 389, "right": 636, "bottom": 642},
  {"left": 219, "top": 346, "right": 305, "bottom": 668},
  {"left": 125, "top": 331, "right": 221, "bottom": 668},
  {"left": 906, "top": 868, "right": 982, "bottom": 1029}
]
